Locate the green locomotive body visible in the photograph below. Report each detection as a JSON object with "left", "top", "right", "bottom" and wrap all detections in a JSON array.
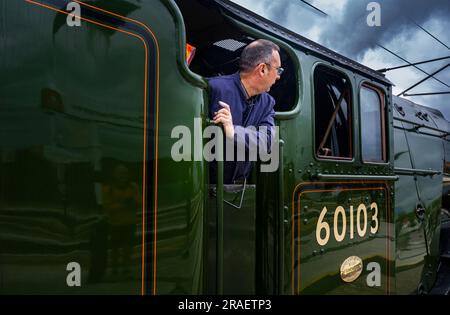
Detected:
[{"left": 0, "top": 0, "right": 448, "bottom": 294}]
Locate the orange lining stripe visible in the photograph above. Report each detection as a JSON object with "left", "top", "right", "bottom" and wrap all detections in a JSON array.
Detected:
[
  {"left": 25, "top": 0, "right": 157, "bottom": 295},
  {"left": 72, "top": 0, "right": 161, "bottom": 295},
  {"left": 291, "top": 181, "right": 391, "bottom": 294}
]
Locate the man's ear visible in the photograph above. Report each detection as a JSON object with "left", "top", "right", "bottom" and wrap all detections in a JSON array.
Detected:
[{"left": 258, "top": 63, "right": 265, "bottom": 76}]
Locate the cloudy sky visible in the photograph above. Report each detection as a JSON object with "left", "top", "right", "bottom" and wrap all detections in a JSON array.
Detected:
[{"left": 232, "top": 0, "right": 450, "bottom": 120}]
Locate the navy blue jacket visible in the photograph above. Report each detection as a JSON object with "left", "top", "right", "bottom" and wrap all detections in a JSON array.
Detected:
[{"left": 208, "top": 72, "right": 275, "bottom": 184}]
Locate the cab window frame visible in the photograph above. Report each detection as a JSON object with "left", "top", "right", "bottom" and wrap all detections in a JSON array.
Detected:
[
  {"left": 312, "top": 63, "right": 355, "bottom": 163},
  {"left": 359, "top": 82, "right": 388, "bottom": 164}
]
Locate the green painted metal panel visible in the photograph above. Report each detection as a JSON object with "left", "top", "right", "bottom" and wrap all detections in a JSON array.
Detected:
[
  {"left": 0, "top": 0, "right": 206, "bottom": 294},
  {"left": 291, "top": 182, "right": 392, "bottom": 294},
  {"left": 393, "top": 123, "right": 427, "bottom": 294},
  {"left": 0, "top": 0, "right": 448, "bottom": 296}
]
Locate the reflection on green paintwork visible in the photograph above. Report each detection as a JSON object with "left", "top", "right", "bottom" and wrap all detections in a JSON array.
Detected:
[{"left": 0, "top": 0, "right": 448, "bottom": 295}]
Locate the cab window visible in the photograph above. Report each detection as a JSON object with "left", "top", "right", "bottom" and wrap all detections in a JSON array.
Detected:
[
  {"left": 175, "top": 0, "right": 298, "bottom": 113},
  {"left": 314, "top": 66, "right": 353, "bottom": 159},
  {"left": 360, "top": 84, "right": 386, "bottom": 162}
]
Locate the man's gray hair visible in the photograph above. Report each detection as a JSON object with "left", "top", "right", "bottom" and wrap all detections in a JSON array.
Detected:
[{"left": 239, "top": 39, "right": 280, "bottom": 73}]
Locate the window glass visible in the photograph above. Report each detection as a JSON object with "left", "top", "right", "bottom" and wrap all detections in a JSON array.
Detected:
[
  {"left": 314, "top": 66, "right": 352, "bottom": 159},
  {"left": 360, "top": 86, "right": 385, "bottom": 162}
]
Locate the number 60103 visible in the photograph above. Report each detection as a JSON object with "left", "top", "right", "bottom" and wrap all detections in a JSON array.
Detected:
[{"left": 316, "top": 202, "right": 379, "bottom": 246}]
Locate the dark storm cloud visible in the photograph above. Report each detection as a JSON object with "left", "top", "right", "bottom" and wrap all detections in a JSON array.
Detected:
[
  {"left": 320, "top": 0, "right": 450, "bottom": 59},
  {"left": 236, "top": 0, "right": 326, "bottom": 33},
  {"left": 233, "top": 0, "right": 450, "bottom": 119},
  {"left": 316, "top": 0, "right": 450, "bottom": 119}
]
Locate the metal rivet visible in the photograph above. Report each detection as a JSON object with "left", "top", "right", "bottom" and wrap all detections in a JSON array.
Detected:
[
  {"left": 298, "top": 170, "right": 302, "bottom": 173},
  {"left": 313, "top": 250, "right": 318, "bottom": 256},
  {"left": 303, "top": 219, "right": 308, "bottom": 224},
  {"left": 304, "top": 206, "right": 308, "bottom": 212}
]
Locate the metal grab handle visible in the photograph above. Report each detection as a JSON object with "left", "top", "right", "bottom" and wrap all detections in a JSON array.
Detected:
[
  {"left": 205, "top": 117, "right": 224, "bottom": 294},
  {"left": 223, "top": 179, "right": 247, "bottom": 209},
  {"left": 215, "top": 123, "right": 224, "bottom": 295},
  {"left": 277, "top": 139, "right": 285, "bottom": 294}
]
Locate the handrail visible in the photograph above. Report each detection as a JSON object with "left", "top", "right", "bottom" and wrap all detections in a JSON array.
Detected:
[
  {"left": 163, "top": 0, "right": 208, "bottom": 88},
  {"left": 393, "top": 116, "right": 449, "bottom": 136},
  {"left": 278, "top": 139, "right": 285, "bottom": 294},
  {"left": 314, "top": 173, "right": 399, "bottom": 181},
  {"left": 216, "top": 126, "right": 224, "bottom": 295},
  {"left": 393, "top": 124, "right": 449, "bottom": 139},
  {"left": 206, "top": 118, "right": 224, "bottom": 294},
  {"left": 394, "top": 167, "right": 441, "bottom": 176}
]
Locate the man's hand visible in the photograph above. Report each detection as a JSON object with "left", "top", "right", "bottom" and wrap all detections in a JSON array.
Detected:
[{"left": 213, "top": 101, "right": 234, "bottom": 139}]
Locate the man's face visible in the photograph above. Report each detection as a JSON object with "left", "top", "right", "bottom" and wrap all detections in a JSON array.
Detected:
[{"left": 262, "top": 50, "right": 282, "bottom": 92}]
